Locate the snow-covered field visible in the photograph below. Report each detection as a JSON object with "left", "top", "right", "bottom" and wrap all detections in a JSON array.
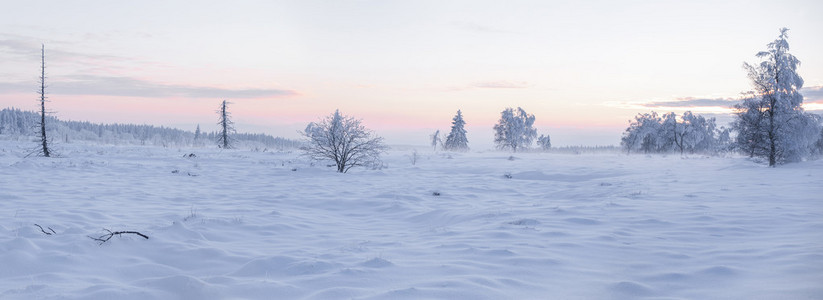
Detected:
[{"left": 1, "top": 141, "right": 821, "bottom": 300}]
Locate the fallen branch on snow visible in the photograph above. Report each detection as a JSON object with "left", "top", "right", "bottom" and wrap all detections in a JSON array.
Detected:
[
  {"left": 88, "top": 229, "right": 149, "bottom": 244},
  {"left": 34, "top": 224, "right": 56, "bottom": 235}
]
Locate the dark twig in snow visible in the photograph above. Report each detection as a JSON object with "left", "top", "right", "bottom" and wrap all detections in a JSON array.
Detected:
[
  {"left": 88, "top": 229, "right": 149, "bottom": 244},
  {"left": 23, "top": 147, "right": 41, "bottom": 158},
  {"left": 34, "top": 224, "right": 56, "bottom": 235}
]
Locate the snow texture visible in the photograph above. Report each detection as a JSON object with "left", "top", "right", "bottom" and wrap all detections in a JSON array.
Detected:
[{"left": 1, "top": 140, "right": 821, "bottom": 299}]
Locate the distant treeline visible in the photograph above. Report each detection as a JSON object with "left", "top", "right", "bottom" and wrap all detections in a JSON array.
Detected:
[
  {"left": 548, "top": 145, "right": 620, "bottom": 154},
  {"left": 0, "top": 107, "right": 302, "bottom": 149}
]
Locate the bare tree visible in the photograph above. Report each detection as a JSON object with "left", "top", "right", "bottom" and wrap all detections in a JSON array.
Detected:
[
  {"left": 302, "top": 109, "right": 388, "bottom": 173},
  {"left": 216, "top": 100, "right": 235, "bottom": 149},
  {"left": 38, "top": 44, "right": 51, "bottom": 157}
]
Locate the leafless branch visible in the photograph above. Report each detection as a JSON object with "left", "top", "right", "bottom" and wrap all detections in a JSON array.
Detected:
[
  {"left": 34, "top": 224, "right": 56, "bottom": 235},
  {"left": 88, "top": 229, "right": 149, "bottom": 245},
  {"left": 302, "top": 110, "right": 388, "bottom": 173}
]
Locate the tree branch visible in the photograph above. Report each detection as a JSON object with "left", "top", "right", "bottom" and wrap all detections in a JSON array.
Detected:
[
  {"left": 88, "top": 229, "right": 149, "bottom": 244},
  {"left": 34, "top": 224, "right": 56, "bottom": 235}
]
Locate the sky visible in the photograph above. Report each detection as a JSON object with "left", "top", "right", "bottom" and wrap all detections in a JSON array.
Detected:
[{"left": 1, "top": 0, "right": 822, "bottom": 148}]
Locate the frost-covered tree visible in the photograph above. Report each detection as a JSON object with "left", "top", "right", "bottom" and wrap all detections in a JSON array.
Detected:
[
  {"left": 716, "top": 126, "right": 733, "bottom": 154},
  {"left": 216, "top": 100, "right": 235, "bottom": 149},
  {"left": 620, "top": 117, "right": 643, "bottom": 154},
  {"left": 680, "top": 111, "right": 719, "bottom": 154},
  {"left": 659, "top": 112, "right": 681, "bottom": 153},
  {"left": 537, "top": 134, "right": 551, "bottom": 151},
  {"left": 733, "top": 28, "right": 821, "bottom": 166},
  {"left": 813, "top": 127, "right": 823, "bottom": 158},
  {"left": 443, "top": 110, "right": 469, "bottom": 152},
  {"left": 622, "top": 111, "right": 721, "bottom": 155},
  {"left": 493, "top": 107, "right": 536, "bottom": 152},
  {"left": 303, "top": 109, "right": 388, "bottom": 173},
  {"left": 430, "top": 129, "right": 442, "bottom": 151},
  {"left": 622, "top": 112, "right": 659, "bottom": 154},
  {"left": 662, "top": 111, "right": 718, "bottom": 155},
  {"left": 732, "top": 93, "right": 769, "bottom": 158},
  {"left": 639, "top": 114, "right": 662, "bottom": 153},
  {"left": 37, "top": 44, "right": 51, "bottom": 157}
]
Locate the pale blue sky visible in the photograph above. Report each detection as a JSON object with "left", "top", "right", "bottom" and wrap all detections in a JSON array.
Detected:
[{"left": 1, "top": 0, "right": 822, "bottom": 147}]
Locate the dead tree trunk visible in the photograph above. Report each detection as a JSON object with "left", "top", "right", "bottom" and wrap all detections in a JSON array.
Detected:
[
  {"left": 39, "top": 44, "right": 50, "bottom": 157},
  {"left": 216, "top": 100, "right": 234, "bottom": 149}
]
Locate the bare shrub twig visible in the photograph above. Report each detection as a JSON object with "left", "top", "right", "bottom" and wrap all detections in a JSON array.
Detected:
[{"left": 88, "top": 229, "right": 149, "bottom": 244}]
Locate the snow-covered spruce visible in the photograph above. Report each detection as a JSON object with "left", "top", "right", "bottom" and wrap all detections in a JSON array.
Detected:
[{"left": 443, "top": 110, "right": 469, "bottom": 152}]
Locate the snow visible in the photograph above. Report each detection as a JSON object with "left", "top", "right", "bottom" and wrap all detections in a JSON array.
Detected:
[{"left": 1, "top": 141, "right": 822, "bottom": 299}]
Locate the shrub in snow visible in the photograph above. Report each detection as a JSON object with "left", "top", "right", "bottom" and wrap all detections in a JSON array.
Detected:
[
  {"left": 302, "top": 109, "right": 388, "bottom": 173},
  {"left": 408, "top": 149, "right": 419, "bottom": 165},
  {"left": 430, "top": 129, "right": 443, "bottom": 152},
  {"left": 184, "top": 206, "right": 198, "bottom": 221}
]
